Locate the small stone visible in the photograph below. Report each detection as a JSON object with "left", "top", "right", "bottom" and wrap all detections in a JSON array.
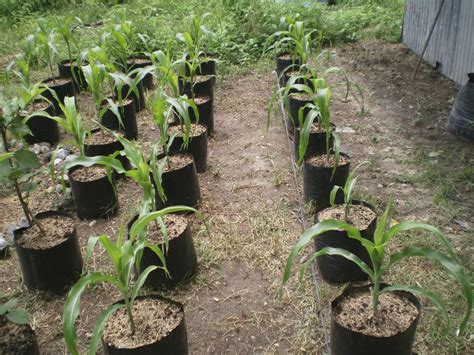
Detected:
[
  {"left": 40, "top": 142, "right": 51, "bottom": 149},
  {"left": 47, "top": 186, "right": 54, "bottom": 194},
  {"left": 43, "top": 151, "right": 53, "bottom": 163},
  {"left": 29, "top": 144, "right": 41, "bottom": 155},
  {"left": 453, "top": 219, "right": 470, "bottom": 231},
  {"left": 55, "top": 184, "right": 63, "bottom": 194},
  {"left": 213, "top": 297, "right": 219, "bottom": 302},
  {"left": 88, "top": 220, "right": 97, "bottom": 228},
  {"left": 377, "top": 183, "right": 383, "bottom": 188},
  {"left": 54, "top": 158, "right": 62, "bottom": 167},
  {"left": 65, "top": 154, "right": 78, "bottom": 163},
  {"left": 56, "top": 148, "right": 70, "bottom": 159},
  {"left": 40, "top": 145, "right": 50, "bottom": 154},
  {"left": 0, "top": 234, "right": 8, "bottom": 259},
  {"left": 250, "top": 336, "right": 256, "bottom": 341},
  {"left": 428, "top": 151, "right": 441, "bottom": 158},
  {"left": 151, "top": 126, "right": 156, "bottom": 131},
  {"left": 336, "top": 126, "right": 355, "bottom": 134},
  {"left": 62, "top": 174, "right": 69, "bottom": 182}
]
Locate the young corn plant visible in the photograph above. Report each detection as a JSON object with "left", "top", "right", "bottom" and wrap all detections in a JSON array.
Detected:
[
  {"left": 62, "top": 227, "right": 162, "bottom": 355},
  {"left": 329, "top": 161, "right": 370, "bottom": 220},
  {"left": 282, "top": 199, "right": 472, "bottom": 336},
  {"left": 55, "top": 16, "right": 82, "bottom": 64},
  {"left": 34, "top": 21, "right": 58, "bottom": 79},
  {"left": 176, "top": 14, "right": 215, "bottom": 98},
  {"left": 150, "top": 47, "right": 179, "bottom": 96}
]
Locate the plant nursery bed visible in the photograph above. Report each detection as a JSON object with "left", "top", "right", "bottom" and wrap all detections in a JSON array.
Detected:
[{"left": 0, "top": 40, "right": 472, "bottom": 354}]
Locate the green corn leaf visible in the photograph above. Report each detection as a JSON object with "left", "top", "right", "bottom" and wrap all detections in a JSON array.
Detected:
[
  {"left": 144, "top": 243, "right": 169, "bottom": 278},
  {"left": 388, "top": 246, "right": 472, "bottom": 334},
  {"left": 297, "top": 107, "right": 319, "bottom": 167},
  {"left": 299, "top": 246, "right": 374, "bottom": 283},
  {"left": 63, "top": 272, "right": 124, "bottom": 355},
  {"left": 63, "top": 155, "right": 125, "bottom": 175},
  {"left": 87, "top": 303, "right": 123, "bottom": 355},
  {"left": 130, "top": 265, "right": 159, "bottom": 305},
  {"left": 98, "top": 236, "right": 122, "bottom": 272},
  {"left": 385, "top": 221, "right": 459, "bottom": 261},
  {"left": 129, "top": 206, "right": 197, "bottom": 239},
  {"left": 82, "top": 236, "right": 99, "bottom": 275},
  {"left": 330, "top": 185, "right": 342, "bottom": 207},
  {"left": 282, "top": 220, "right": 362, "bottom": 285}
]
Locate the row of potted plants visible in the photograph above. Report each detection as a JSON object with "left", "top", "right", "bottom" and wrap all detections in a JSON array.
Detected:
[
  {"left": 268, "top": 16, "right": 472, "bottom": 355},
  {"left": 1, "top": 14, "right": 218, "bottom": 354}
]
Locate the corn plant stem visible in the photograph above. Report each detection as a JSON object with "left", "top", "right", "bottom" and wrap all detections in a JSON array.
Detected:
[
  {"left": 275, "top": 72, "right": 331, "bottom": 352},
  {"left": 124, "top": 297, "right": 136, "bottom": 336}
]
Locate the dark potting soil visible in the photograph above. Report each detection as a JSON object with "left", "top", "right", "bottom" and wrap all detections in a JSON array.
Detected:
[
  {"left": 70, "top": 165, "right": 108, "bottom": 182},
  {"left": 318, "top": 205, "right": 376, "bottom": 230},
  {"left": 308, "top": 124, "right": 328, "bottom": 134},
  {"left": 147, "top": 214, "right": 188, "bottom": 244},
  {"left": 44, "top": 77, "right": 71, "bottom": 86},
  {"left": 279, "top": 54, "right": 293, "bottom": 60},
  {"left": 168, "top": 123, "right": 206, "bottom": 138},
  {"left": 0, "top": 317, "right": 36, "bottom": 354},
  {"left": 161, "top": 154, "right": 193, "bottom": 173},
  {"left": 305, "top": 154, "right": 350, "bottom": 168},
  {"left": 194, "top": 95, "right": 211, "bottom": 105},
  {"left": 102, "top": 297, "right": 183, "bottom": 349},
  {"left": 334, "top": 289, "right": 419, "bottom": 337},
  {"left": 16, "top": 215, "right": 75, "bottom": 249},
  {"left": 21, "top": 101, "right": 50, "bottom": 115},
  {"left": 85, "top": 130, "right": 118, "bottom": 145}
]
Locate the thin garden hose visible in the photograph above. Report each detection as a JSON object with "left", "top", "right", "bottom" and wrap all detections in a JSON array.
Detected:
[{"left": 275, "top": 73, "right": 331, "bottom": 353}]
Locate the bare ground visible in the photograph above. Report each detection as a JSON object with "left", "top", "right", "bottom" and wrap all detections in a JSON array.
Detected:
[{"left": 1, "top": 40, "right": 473, "bottom": 354}]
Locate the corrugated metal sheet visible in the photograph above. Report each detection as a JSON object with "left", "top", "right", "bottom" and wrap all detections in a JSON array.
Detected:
[{"left": 403, "top": 0, "right": 474, "bottom": 85}]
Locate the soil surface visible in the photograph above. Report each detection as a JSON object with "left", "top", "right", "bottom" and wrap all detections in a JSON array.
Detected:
[
  {"left": 85, "top": 130, "right": 118, "bottom": 145},
  {"left": 161, "top": 154, "right": 193, "bottom": 173},
  {"left": 43, "top": 77, "right": 71, "bottom": 86},
  {"left": 70, "top": 165, "right": 108, "bottom": 182},
  {"left": 102, "top": 297, "right": 183, "bottom": 349},
  {"left": 1, "top": 40, "right": 473, "bottom": 354},
  {"left": 306, "top": 153, "right": 350, "bottom": 168},
  {"left": 146, "top": 214, "right": 188, "bottom": 244},
  {"left": 0, "top": 317, "right": 37, "bottom": 355},
  {"left": 333, "top": 289, "right": 419, "bottom": 337},
  {"left": 168, "top": 123, "right": 206, "bottom": 137},
  {"left": 194, "top": 95, "right": 211, "bottom": 105},
  {"left": 16, "top": 215, "right": 75, "bottom": 250},
  {"left": 318, "top": 204, "right": 376, "bottom": 230}
]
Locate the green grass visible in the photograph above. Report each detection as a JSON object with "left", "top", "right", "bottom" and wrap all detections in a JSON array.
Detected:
[{"left": 0, "top": 0, "right": 405, "bottom": 69}]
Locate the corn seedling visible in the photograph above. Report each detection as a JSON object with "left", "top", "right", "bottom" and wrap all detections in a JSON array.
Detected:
[
  {"left": 282, "top": 199, "right": 472, "bottom": 336},
  {"left": 329, "top": 162, "right": 369, "bottom": 219},
  {"left": 34, "top": 21, "right": 58, "bottom": 78}
]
